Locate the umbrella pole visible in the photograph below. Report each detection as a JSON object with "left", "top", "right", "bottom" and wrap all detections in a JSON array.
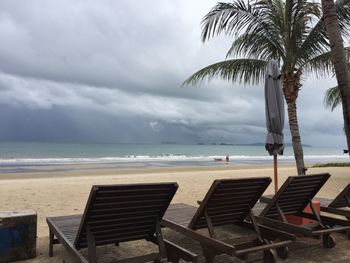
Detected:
[{"left": 273, "top": 154, "right": 278, "bottom": 193}]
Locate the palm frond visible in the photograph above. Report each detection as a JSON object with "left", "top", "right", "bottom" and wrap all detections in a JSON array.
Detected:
[
  {"left": 324, "top": 86, "right": 341, "bottom": 111},
  {"left": 298, "top": 0, "right": 350, "bottom": 66},
  {"left": 226, "top": 33, "right": 284, "bottom": 60},
  {"left": 268, "top": 0, "right": 287, "bottom": 45},
  {"left": 296, "top": 21, "right": 329, "bottom": 67},
  {"left": 299, "top": 51, "right": 334, "bottom": 77},
  {"left": 201, "top": 0, "right": 279, "bottom": 43},
  {"left": 334, "top": 0, "right": 350, "bottom": 38},
  {"left": 183, "top": 59, "right": 267, "bottom": 86},
  {"left": 300, "top": 46, "right": 350, "bottom": 77},
  {"left": 284, "top": 0, "right": 323, "bottom": 69},
  {"left": 201, "top": 1, "right": 244, "bottom": 41}
]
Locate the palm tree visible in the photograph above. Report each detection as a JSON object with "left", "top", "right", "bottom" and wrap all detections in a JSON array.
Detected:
[
  {"left": 321, "top": 0, "right": 350, "bottom": 155},
  {"left": 184, "top": 0, "right": 350, "bottom": 175}
]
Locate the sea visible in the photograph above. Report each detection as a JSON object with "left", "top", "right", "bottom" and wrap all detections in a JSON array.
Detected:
[{"left": 0, "top": 142, "right": 348, "bottom": 167}]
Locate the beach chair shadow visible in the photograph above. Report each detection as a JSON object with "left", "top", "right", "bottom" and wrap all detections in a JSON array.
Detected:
[
  {"left": 317, "top": 183, "right": 350, "bottom": 239},
  {"left": 161, "top": 177, "right": 294, "bottom": 263},
  {"left": 46, "top": 183, "right": 198, "bottom": 263},
  {"left": 256, "top": 173, "right": 350, "bottom": 253}
]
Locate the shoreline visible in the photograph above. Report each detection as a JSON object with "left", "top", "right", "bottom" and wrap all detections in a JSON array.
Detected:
[
  {"left": 0, "top": 162, "right": 283, "bottom": 180},
  {"left": 0, "top": 155, "right": 348, "bottom": 165},
  {"left": 0, "top": 159, "right": 347, "bottom": 180}
]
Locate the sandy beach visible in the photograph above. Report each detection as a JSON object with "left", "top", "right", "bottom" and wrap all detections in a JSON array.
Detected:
[{"left": 1, "top": 164, "right": 350, "bottom": 262}]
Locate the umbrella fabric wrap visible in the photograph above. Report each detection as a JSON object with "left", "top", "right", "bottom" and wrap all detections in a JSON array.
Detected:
[{"left": 265, "top": 60, "right": 284, "bottom": 156}]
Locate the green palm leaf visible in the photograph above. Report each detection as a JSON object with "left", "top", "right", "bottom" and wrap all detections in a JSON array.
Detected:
[
  {"left": 297, "top": 0, "right": 350, "bottom": 66},
  {"left": 201, "top": 0, "right": 280, "bottom": 44},
  {"left": 324, "top": 86, "right": 341, "bottom": 111},
  {"left": 226, "top": 32, "right": 284, "bottom": 60},
  {"left": 301, "top": 47, "right": 350, "bottom": 77},
  {"left": 183, "top": 59, "right": 267, "bottom": 86}
]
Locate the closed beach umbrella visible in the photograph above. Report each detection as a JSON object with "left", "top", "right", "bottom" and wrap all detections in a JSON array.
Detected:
[{"left": 265, "top": 60, "right": 284, "bottom": 193}]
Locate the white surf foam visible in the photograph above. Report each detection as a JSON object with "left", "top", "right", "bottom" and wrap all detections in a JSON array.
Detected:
[{"left": 0, "top": 154, "right": 348, "bottom": 165}]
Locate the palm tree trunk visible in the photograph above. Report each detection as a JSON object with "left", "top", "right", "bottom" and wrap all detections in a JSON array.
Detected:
[
  {"left": 321, "top": 0, "right": 350, "bottom": 155},
  {"left": 283, "top": 72, "right": 306, "bottom": 175},
  {"left": 287, "top": 100, "right": 306, "bottom": 175}
]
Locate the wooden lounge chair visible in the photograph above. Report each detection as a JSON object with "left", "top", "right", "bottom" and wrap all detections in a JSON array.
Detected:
[
  {"left": 161, "top": 177, "right": 294, "bottom": 263},
  {"left": 319, "top": 183, "right": 350, "bottom": 219},
  {"left": 256, "top": 173, "right": 350, "bottom": 250},
  {"left": 46, "top": 183, "right": 198, "bottom": 263},
  {"left": 318, "top": 183, "right": 350, "bottom": 239}
]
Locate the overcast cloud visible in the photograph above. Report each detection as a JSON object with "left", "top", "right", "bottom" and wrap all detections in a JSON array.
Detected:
[{"left": 0, "top": 0, "right": 346, "bottom": 146}]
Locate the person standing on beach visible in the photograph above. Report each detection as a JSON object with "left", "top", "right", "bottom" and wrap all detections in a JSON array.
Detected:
[{"left": 226, "top": 154, "right": 230, "bottom": 162}]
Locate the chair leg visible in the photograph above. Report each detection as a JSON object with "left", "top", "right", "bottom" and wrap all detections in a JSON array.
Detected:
[
  {"left": 153, "top": 259, "right": 168, "bottom": 263},
  {"left": 263, "top": 249, "right": 277, "bottom": 263},
  {"left": 200, "top": 244, "right": 216, "bottom": 263},
  {"left": 49, "top": 229, "right": 54, "bottom": 257},
  {"left": 346, "top": 217, "right": 350, "bottom": 240},
  {"left": 155, "top": 219, "right": 167, "bottom": 262},
  {"left": 163, "top": 244, "right": 180, "bottom": 263},
  {"left": 87, "top": 225, "right": 97, "bottom": 263}
]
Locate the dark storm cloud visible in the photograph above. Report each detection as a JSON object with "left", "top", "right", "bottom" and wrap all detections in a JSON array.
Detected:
[
  {"left": 0, "top": 0, "right": 346, "bottom": 146},
  {"left": 0, "top": 0, "right": 221, "bottom": 92}
]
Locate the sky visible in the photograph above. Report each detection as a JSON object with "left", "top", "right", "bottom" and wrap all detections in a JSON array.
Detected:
[{"left": 0, "top": 0, "right": 346, "bottom": 147}]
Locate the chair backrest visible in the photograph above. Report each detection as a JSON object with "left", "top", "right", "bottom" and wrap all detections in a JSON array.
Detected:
[
  {"left": 260, "top": 173, "right": 330, "bottom": 218},
  {"left": 188, "top": 177, "right": 272, "bottom": 230},
  {"left": 329, "top": 183, "right": 350, "bottom": 208},
  {"left": 74, "top": 182, "right": 178, "bottom": 249}
]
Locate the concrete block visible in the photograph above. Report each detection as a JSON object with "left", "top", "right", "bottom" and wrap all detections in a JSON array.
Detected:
[{"left": 0, "top": 210, "right": 37, "bottom": 262}]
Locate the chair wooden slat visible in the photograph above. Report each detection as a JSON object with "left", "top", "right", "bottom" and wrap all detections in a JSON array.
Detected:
[
  {"left": 328, "top": 183, "right": 350, "bottom": 208},
  {"left": 188, "top": 177, "right": 272, "bottom": 230},
  {"left": 74, "top": 183, "right": 178, "bottom": 249},
  {"left": 47, "top": 182, "right": 199, "bottom": 262},
  {"left": 260, "top": 173, "right": 330, "bottom": 217}
]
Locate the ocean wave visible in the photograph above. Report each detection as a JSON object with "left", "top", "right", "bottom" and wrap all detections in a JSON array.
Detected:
[
  {"left": 0, "top": 154, "right": 348, "bottom": 165},
  {"left": 0, "top": 155, "right": 204, "bottom": 165}
]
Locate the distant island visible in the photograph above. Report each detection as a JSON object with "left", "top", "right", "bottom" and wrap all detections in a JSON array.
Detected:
[
  {"left": 161, "top": 141, "right": 312, "bottom": 147},
  {"left": 161, "top": 141, "right": 178, "bottom": 144},
  {"left": 250, "top": 142, "right": 312, "bottom": 147},
  {"left": 197, "top": 142, "right": 312, "bottom": 147}
]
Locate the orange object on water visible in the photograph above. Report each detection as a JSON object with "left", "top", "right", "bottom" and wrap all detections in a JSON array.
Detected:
[{"left": 286, "top": 200, "right": 320, "bottom": 225}]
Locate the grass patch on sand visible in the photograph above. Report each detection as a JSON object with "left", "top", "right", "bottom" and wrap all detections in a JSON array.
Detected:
[{"left": 312, "top": 162, "right": 350, "bottom": 168}]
